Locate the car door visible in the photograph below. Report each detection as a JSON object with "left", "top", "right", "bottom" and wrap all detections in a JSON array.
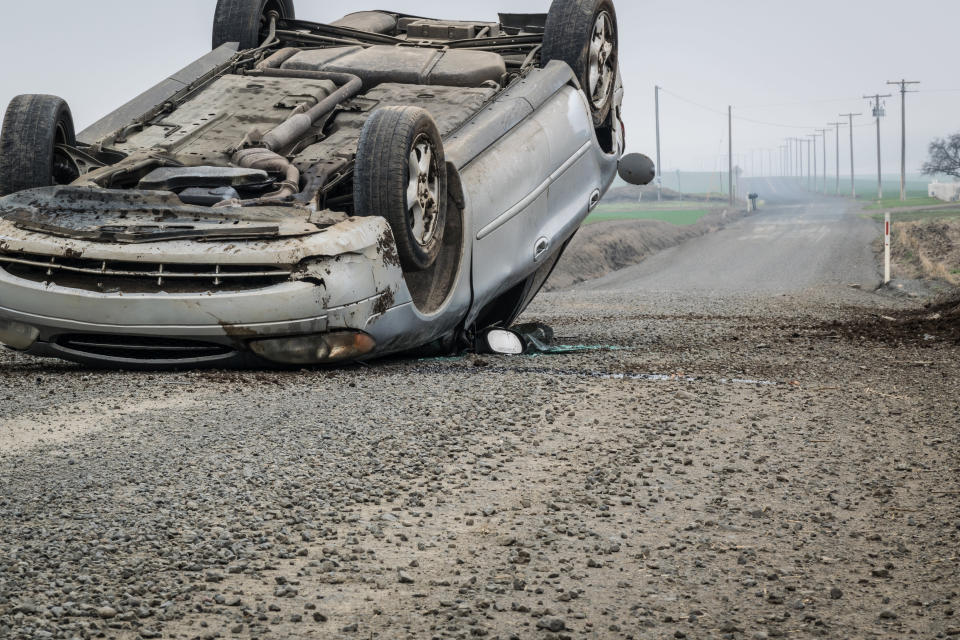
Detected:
[
  {"left": 536, "top": 85, "right": 602, "bottom": 255},
  {"left": 464, "top": 85, "right": 598, "bottom": 320},
  {"left": 462, "top": 106, "right": 552, "bottom": 318}
]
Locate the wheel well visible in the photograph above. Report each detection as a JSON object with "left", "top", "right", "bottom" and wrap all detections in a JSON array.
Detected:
[{"left": 403, "top": 190, "right": 464, "bottom": 315}]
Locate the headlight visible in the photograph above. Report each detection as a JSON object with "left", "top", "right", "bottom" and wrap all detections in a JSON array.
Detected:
[
  {"left": 250, "top": 331, "right": 376, "bottom": 365},
  {"left": 0, "top": 318, "right": 40, "bottom": 350}
]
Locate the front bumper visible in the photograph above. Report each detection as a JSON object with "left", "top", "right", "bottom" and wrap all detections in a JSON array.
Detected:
[
  {"left": 0, "top": 216, "right": 415, "bottom": 368},
  {"left": 0, "top": 258, "right": 393, "bottom": 367}
]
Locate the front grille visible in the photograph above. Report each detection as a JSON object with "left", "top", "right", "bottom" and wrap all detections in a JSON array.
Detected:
[
  {"left": 57, "top": 334, "right": 233, "bottom": 361},
  {"left": 0, "top": 250, "right": 293, "bottom": 293}
]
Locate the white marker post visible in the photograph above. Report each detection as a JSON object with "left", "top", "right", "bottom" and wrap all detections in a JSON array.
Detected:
[{"left": 884, "top": 212, "right": 891, "bottom": 285}]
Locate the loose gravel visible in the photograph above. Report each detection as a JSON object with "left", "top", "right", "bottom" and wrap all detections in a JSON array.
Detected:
[
  {"left": 1, "top": 191, "right": 958, "bottom": 640},
  {"left": 1, "top": 282, "right": 957, "bottom": 640}
]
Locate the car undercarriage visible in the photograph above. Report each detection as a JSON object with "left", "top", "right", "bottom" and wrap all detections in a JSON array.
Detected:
[{"left": 0, "top": 1, "right": 651, "bottom": 368}]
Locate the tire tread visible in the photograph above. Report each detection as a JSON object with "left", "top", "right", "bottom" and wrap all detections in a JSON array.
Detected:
[
  {"left": 354, "top": 107, "right": 447, "bottom": 272},
  {"left": 0, "top": 94, "right": 75, "bottom": 197},
  {"left": 212, "top": 0, "right": 295, "bottom": 50},
  {"left": 541, "top": 0, "right": 618, "bottom": 126}
]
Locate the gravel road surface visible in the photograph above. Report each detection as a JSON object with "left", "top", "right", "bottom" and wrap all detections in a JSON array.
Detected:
[{"left": 1, "top": 181, "right": 958, "bottom": 640}]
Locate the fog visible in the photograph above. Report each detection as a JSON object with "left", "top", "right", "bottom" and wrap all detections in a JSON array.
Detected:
[{"left": 2, "top": 0, "right": 957, "bottom": 176}]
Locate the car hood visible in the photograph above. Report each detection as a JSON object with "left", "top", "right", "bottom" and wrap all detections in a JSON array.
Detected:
[{"left": 0, "top": 187, "right": 327, "bottom": 243}]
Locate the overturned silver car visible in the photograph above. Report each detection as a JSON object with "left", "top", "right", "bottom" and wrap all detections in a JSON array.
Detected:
[{"left": 0, "top": 0, "right": 652, "bottom": 368}]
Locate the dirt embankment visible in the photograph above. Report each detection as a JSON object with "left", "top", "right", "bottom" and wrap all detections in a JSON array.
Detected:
[
  {"left": 830, "top": 290, "right": 960, "bottom": 345},
  {"left": 604, "top": 184, "right": 735, "bottom": 204},
  {"left": 890, "top": 218, "right": 960, "bottom": 285},
  {"left": 546, "top": 207, "right": 748, "bottom": 290}
]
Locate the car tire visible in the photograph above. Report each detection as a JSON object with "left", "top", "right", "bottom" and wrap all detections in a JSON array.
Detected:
[
  {"left": 542, "top": 0, "right": 618, "bottom": 127},
  {"left": 0, "top": 94, "right": 78, "bottom": 197},
  {"left": 354, "top": 106, "right": 447, "bottom": 272},
  {"left": 212, "top": 0, "right": 296, "bottom": 50}
]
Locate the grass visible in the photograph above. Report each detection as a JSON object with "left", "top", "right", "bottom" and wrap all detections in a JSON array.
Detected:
[
  {"left": 832, "top": 177, "right": 931, "bottom": 201},
  {"left": 587, "top": 203, "right": 710, "bottom": 226},
  {"left": 869, "top": 209, "right": 960, "bottom": 223},
  {"left": 864, "top": 196, "right": 945, "bottom": 210}
]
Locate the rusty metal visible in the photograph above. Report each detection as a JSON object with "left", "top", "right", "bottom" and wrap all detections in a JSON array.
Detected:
[
  {"left": 0, "top": 5, "right": 634, "bottom": 368},
  {"left": 231, "top": 148, "right": 300, "bottom": 200},
  {"left": 247, "top": 69, "right": 363, "bottom": 152}
]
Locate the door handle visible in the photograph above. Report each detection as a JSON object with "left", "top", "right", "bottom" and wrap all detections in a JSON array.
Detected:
[
  {"left": 589, "top": 189, "right": 602, "bottom": 211},
  {"left": 534, "top": 237, "right": 550, "bottom": 262}
]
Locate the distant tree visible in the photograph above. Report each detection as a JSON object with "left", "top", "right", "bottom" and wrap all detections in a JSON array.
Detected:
[{"left": 922, "top": 134, "right": 960, "bottom": 179}]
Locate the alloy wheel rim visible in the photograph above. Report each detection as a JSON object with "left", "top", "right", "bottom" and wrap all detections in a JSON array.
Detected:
[
  {"left": 587, "top": 11, "right": 616, "bottom": 110},
  {"left": 51, "top": 122, "right": 78, "bottom": 185},
  {"left": 406, "top": 135, "right": 440, "bottom": 248}
]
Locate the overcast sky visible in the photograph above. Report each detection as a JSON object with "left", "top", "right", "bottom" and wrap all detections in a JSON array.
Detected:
[{"left": 2, "top": 0, "right": 958, "bottom": 176}]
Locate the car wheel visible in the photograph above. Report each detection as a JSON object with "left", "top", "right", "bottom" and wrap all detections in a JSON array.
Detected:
[
  {"left": 0, "top": 94, "right": 78, "bottom": 197},
  {"left": 354, "top": 106, "right": 448, "bottom": 272},
  {"left": 542, "top": 0, "right": 618, "bottom": 127},
  {"left": 212, "top": 0, "right": 295, "bottom": 50}
]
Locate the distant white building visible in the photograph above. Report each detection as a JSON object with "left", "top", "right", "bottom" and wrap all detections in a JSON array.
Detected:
[{"left": 928, "top": 180, "right": 960, "bottom": 202}]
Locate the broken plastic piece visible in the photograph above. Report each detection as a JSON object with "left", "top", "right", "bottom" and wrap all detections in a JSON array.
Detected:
[
  {"left": 482, "top": 329, "right": 524, "bottom": 355},
  {"left": 138, "top": 166, "right": 270, "bottom": 191},
  {"left": 178, "top": 186, "right": 240, "bottom": 206}
]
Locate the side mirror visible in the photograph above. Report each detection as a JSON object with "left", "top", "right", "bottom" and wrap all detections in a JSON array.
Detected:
[
  {"left": 618, "top": 153, "right": 656, "bottom": 186},
  {"left": 482, "top": 329, "right": 525, "bottom": 355}
]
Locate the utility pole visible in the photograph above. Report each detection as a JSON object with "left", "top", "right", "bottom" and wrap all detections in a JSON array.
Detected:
[
  {"left": 864, "top": 93, "right": 891, "bottom": 201},
  {"left": 828, "top": 121, "right": 844, "bottom": 194},
  {"left": 815, "top": 129, "right": 829, "bottom": 193},
  {"left": 807, "top": 135, "right": 817, "bottom": 192},
  {"left": 654, "top": 85, "right": 662, "bottom": 201},
  {"left": 798, "top": 138, "right": 804, "bottom": 182},
  {"left": 797, "top": 138, "right": 810, "bottom": 183},
  {"left": 839, "top": 113, "right": 861, "bottom": 198},
  {"left": 792, "top": 138, "right": 799, "bottom": 180},
  {"left": 787, "top": 139, "right": 792, "bottom": 177},
  {"left": 887, "top": 79, "right": 920, "bottom": 201},
  {"left": 728, "top": 105, "right": 734, "bottom": 205}
]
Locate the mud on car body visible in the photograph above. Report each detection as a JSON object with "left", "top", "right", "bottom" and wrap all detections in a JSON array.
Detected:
[{"left": 0, "top": 0, "right": 653, "bottom": 368}]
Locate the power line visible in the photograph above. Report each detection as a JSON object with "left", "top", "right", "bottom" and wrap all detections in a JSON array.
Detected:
[
  {"left": 658, "top": 87, "right": 728, "bottom": 117},
  {"left": 734, "top": 114, "right": 828, "bottom": 131},
  {"left": 737, "top": 96, "right": 866, "bottom": 109},
  {"left": 659, "top": 87, "right": 833, "bottom": 130}
]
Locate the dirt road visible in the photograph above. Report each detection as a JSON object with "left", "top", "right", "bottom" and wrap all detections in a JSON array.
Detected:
[
  {"left": 1, "top": 184, "right": 958, "bottom": 640},
  {"left": 588, "top": 178, "right": 878, "bottom": 294}
]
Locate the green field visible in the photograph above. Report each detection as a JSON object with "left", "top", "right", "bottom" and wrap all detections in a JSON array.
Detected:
[
  {"left": 614, "top": 173, "right": 942, "bottom": 201},
  {"left": 869, "top": 209, "right": 960, "bottom": 223},
  {"left": 587, "top": 202, "right": 711, "bottom": 226},
  {"left": 831, "top": 176, "right": 930, "bottom": 201},
  {"left": 864, "top": 196, "right": 944, "bottom": 210}
]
